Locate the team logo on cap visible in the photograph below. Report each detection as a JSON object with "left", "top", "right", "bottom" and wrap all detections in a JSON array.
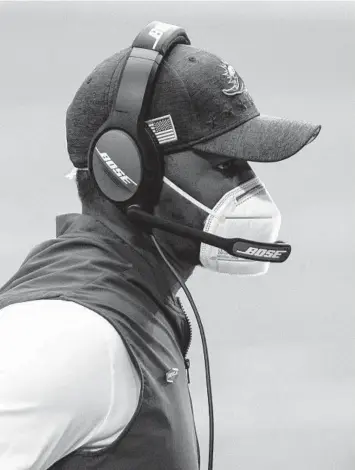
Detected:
[{"left": 220, "top": 61, "right": 245, "bottom": 96}]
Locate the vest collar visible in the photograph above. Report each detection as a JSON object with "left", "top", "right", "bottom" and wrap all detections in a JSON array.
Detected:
[{"left": 55, "top": 212, "right": 179, "bottom": 306}]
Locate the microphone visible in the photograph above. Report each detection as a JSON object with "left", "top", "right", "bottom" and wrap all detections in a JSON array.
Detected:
[{"left": 126, "top": 205, "right": 291, "bottom": 263}]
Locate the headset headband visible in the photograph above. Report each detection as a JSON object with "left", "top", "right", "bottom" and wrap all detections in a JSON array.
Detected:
[
  {"left": 133, "top": 21, "right": 190, "bottom": 54},
  {"left": 110, "top": 21, "right": 190, "bottom": 134}
]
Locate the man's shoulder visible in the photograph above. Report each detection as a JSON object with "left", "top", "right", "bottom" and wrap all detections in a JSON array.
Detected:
[
  {"left": 0, "top": 299, "right": 123, "bottom": 357},
  {"left": 0, "top": 298, "right": 138, "bottom": 410},
  {"left": 0, "top": 299, "right": 140, "bottom": 467}
]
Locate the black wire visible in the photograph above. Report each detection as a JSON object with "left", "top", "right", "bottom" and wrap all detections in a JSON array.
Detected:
[{"left": 150, "top": 234, "right": 214, "bottom": 470}]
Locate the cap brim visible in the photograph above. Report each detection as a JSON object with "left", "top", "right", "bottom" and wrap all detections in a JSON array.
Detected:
[{"left": 193, "top": 115, "right": 321, "bottom": 162}]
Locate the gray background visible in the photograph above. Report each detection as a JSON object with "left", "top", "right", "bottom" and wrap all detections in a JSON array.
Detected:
[{"left": 0, "top": 2, "right": 354, "bottom": 469}]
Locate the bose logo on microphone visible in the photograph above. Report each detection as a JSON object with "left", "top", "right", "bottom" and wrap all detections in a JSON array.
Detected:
[
  {"left": 243, "top": 247, "right": 287, "bottom": 259},
  {"left": 96, "top": 148, "right": 137, "bottom": 186}
]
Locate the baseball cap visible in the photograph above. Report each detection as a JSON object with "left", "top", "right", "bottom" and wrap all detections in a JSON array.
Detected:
[{"left": 66, "top": 44, "right": 321, "bottom": 169}]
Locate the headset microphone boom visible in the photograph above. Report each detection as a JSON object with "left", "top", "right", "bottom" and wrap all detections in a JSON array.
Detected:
[{"left": 126, "top": 205, "right": 291, "bottom": 263}]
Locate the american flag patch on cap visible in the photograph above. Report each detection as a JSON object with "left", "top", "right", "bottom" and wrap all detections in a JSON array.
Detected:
[{"left": 145, "top": 114, "right": 178, "bottom": 145}]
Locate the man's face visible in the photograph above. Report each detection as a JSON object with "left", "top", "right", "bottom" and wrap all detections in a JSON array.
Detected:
[{"left": 153, "top": 149, "right": 256, "bottom": 266}]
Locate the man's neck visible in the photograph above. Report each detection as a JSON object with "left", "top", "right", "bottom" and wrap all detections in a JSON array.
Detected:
[{"left": 82, "top": 203, "right": 195, "bottom": 297}]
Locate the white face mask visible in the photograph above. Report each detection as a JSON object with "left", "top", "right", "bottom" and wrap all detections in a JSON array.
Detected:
[{"left": 163, "top": 176, "right": 282, "bottom": 276}]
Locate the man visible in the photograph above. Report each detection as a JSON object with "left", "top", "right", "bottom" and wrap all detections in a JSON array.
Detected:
[{"left": 0, "top": 22, "right": 320, "bottom": 470}]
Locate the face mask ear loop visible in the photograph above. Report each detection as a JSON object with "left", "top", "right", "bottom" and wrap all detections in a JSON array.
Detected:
[
  {"left": 65, "top": 167, "right": 78, "bottom": 180},
  {"left": 65, "top": 167, "right": 89, "bottom": 180},
  {"left": 163, "top": 176, "right": 226, "bottom": 222}
]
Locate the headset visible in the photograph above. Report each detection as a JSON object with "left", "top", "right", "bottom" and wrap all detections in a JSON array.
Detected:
[
  {"left": 87, "top": 21, "right": 189, "bottom": 214},
  {"left": 86, "top": 21, "right": 292, "bottom": 470}
]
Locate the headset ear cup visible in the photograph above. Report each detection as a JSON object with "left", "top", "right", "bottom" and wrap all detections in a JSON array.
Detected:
[
  {"left": 88, "top": 126, "right": 164, "bottom": 213},
  {"left": 90, "top": 129, "right": 144, "bottom": 205}
]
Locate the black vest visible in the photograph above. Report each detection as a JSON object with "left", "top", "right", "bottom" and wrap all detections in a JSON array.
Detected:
[{"left": 0, "top": 213, "right": 200, "bottom": 470}]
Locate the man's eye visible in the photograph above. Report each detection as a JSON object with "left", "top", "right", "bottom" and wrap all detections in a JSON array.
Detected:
[
  {"left": 216, "top": 161, "right": 232, "bottom": 170},
  {"left": 216, "top": 160, "right": 235, "bottom": 174}
]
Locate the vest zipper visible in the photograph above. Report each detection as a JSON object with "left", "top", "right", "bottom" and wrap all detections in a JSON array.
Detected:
[
  {"left": 176, "top": 296, "right": 192, "bottom": 384},
  {"left": 184, "top": 358, "right": 191, "bottom": 384},
  {"left": 176, "top": 297, "right": 201, "bottom": 467}
]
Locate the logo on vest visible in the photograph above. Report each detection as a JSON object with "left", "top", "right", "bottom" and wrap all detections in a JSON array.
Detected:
[
  {"left": 165, "top": 367, "right": 179, "bottom": 383},
  {"left": 220, "top": 61, "right": 245, "bottom": 96}
]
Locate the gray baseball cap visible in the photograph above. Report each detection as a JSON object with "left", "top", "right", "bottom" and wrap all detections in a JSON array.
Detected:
[{"left": 66, "top": 44, "right": 321, "bottom": 169}]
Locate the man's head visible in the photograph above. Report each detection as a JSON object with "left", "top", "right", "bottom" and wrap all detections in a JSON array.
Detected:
[{"left": 66, "top": 37, "right": 320, "bottom": 271}]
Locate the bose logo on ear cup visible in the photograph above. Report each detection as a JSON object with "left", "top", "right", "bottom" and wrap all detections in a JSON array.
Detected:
[{"left": 95, "top": 147, "right": 137, "bottom": 186}]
